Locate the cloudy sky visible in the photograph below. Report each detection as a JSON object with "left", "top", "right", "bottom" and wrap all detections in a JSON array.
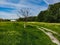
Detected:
[{"left": 0, "top": 0, "right": 60, "bottom": 19}]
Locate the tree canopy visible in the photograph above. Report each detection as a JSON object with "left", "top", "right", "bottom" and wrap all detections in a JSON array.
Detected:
[{"left": 38, "top": 2, "right": 60, "bottom": 23}]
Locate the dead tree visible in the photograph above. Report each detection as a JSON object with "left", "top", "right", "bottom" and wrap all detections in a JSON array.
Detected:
[{"left": 17, "top": 8, "right": 31, "bottom": 28}]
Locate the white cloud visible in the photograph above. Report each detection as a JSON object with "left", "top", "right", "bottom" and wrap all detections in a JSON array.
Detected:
[
  {"left": 44, "top": 0, "right": 60, "bottom": 4},
  {"left": 0, "top": 11, "right": 19, "bottom": 19},
  {"left": 0, "top": 0, "right": 60, "bottom": 19},
  {"left": 0, "top": 1, "right": 28, "bottom": 8}
]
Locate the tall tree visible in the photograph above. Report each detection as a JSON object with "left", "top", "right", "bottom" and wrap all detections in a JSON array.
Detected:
[{"left": 38, "top": 2, "right": 60, "bottom": 23}]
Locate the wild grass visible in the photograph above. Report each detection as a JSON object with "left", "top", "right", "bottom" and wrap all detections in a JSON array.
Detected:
[
  {"left": 0, "top": 22, "right": 57, "bottom": 45},
  {"left": 28, "top": 22, "right": 60, "bottom": 42}
]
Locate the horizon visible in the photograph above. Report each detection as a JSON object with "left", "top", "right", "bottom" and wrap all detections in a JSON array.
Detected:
[{"left": 0, "top": 0, "right": 60, "bottom": 19}]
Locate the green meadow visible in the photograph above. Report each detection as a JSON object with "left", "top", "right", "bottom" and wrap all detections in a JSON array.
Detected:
[{"left": 0, "top": 22, "right": 60, "bottom": 45}]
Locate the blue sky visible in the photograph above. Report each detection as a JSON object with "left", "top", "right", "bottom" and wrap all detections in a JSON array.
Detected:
[{"left": 0, "top": 0, "right": 60, "bottom": 19}]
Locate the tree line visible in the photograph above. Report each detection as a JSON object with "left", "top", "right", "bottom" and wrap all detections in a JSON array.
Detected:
[
  {"left": 38, "top": 2, "right": 60, "bottom": 23},
  {"left": 0, "top": 19, "right": 10, "bottom": 22},
  {"left": 0, "top": 2, "right": 60, "bottom": 23},
  {"left": 17, "top": 2, "right": 60, "bottom": 23},
  {"left": 17, "top": 16, "right": 37, "bottom": 22}
]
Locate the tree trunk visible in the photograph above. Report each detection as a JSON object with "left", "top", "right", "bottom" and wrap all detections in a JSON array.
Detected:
[
  {"left": 24, "top": 17, "right": 27, "bottom": 28},
  {"left": 24, "top": 23, "right": 26, "bottom": 28}
]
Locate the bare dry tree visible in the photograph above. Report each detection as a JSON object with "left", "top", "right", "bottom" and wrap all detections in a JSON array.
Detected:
[{"left": 16, "top": 8, "right": 31, "bottom": 28}]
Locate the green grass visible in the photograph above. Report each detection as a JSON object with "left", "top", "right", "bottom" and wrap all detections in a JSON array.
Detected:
[
  {"left": 28, "top": 22, "right": 60, "bottom": 42},
  {"left": 0, "top": 22, "right": 58, "bottom": 45}
]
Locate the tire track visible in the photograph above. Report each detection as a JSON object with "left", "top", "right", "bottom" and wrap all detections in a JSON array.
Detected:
[{"left": 37, "top": 27, "right": 60, "bottom": 45}]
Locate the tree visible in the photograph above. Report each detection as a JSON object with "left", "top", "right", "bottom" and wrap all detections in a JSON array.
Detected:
[
  {"left": 38, "top": 2, "right": 60, "bottom": 23},
  {"left": 17, "top": 8, "right": 31, "bottom": 28}
]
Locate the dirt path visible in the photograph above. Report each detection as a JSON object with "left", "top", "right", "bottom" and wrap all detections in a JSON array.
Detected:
[
  {"left": 37, "top": 27, "right": 60, "bottom": 45},
  {"left": 40, "top": 27, "right": 60, "bottom": 36},
  {"left": 29, "top": 24, "right": 60, "bottom": 45}
]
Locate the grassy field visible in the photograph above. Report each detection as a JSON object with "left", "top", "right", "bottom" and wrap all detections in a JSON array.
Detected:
[
  {"left": 28, "top": 22, "right": 60, "bottom": 42},
  {"left": 0, "top": 22, "right": 60, "bottom": 45}
]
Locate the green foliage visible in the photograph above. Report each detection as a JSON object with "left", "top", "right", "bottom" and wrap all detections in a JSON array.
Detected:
[
  {"left": 38, "top": 2, "right": 60, "bottom": 23},
  {"left": 0, "top": 19, "right": 10, "bottom": 22},
  {"left": 17, "top": 16, "right": 37, "bottom": 22}
]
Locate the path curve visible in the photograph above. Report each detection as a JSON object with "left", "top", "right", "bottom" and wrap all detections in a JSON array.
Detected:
[
  {"left": 41, "top": 27, "right": 60, "bottom": 36},
  {"left": 28, "top": 24, "right": 60, "bottom": 45},
  {"left": 37, "top": 27, "right": 60, "bottom": 45}
]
